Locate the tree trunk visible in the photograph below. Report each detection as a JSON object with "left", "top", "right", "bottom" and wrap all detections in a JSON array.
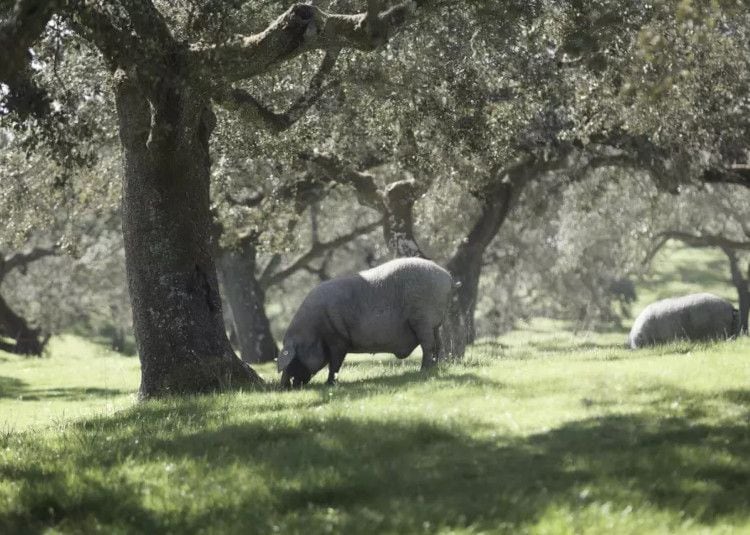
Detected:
[
  {"left": 723, "top": 248, "right": 749, "bottom": 334},
  {"left": 383, "top": 179, "right": 426, "bottom": 258},
  {"left": 115, "top": 71, "right": 261, "bottom": 398},
  {"left": 0, "top": 293, "right": 44, "bottom": 355},
  {"left": 442, "top": 183, "right": 515, "bottom": 359},
  {"left": 218, "top": 239, "right": 278, "bottom": 364}
]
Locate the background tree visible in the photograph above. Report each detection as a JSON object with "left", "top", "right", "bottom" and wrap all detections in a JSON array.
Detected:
[{"left": 2, "top": 0, "right": 438, "bottom": 397}]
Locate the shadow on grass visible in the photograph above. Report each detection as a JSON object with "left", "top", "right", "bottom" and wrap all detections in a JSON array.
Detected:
[
  {"left": 527, "top": 339, "right": 625, "bottom": 354},
  {"left": 303, "top": 369, "right": 506, "bottom": 408},
  {"left": 0, "top": 376, "right": 27, "bottom": 398},
  {"left": 0, "top": 463, "right": 162, "bottom": 533},
  {"left": 0, "top": 376, "right": 126, "bottom": 401},
  {"left": 582, "top": 323, "right": 631, "bottom": 335},
  {"left": 3, "top": 386, "right": 750, "bottom": 533}
]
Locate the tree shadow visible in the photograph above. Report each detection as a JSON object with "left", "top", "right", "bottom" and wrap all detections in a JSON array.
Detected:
[
  {"left": 584, "top": 323, "right": 631, "bottom": 334},
  {"left": 0, "top": 376, "right": 126, "bottom": 401},
  {"left": 14, "top": 387, "right": 128, "bottom": 401},
  {"left": 527, "top": 340, "right": 625, "bottom": 354},
  {"left": 0, "top": 376, "right": 27, "bottom": 398},
  {"left": 298, "top": 369, "right": 506, "bottom": 408},
  {"left": 0, "top": 463, "right": 162, "bottom": 534},
  {"left": 7, "top": 385, "right": 746, "bottom": 533}
]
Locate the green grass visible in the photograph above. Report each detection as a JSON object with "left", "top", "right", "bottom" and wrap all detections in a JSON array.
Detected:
[
  {"left": 0, "top": 336, "right": 139, "bottom": 431},
  {"left": 1, "top": 337, "right": 749, "bottom": 534},
  {"left": 1, "top": 243, "right": 749, "bottom": 534},
  {"left": 633, "top": 242, "right": 736, "bottom": 317}
]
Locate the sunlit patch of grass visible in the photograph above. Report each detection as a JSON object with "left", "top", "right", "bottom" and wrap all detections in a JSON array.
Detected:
[
  {"left": 634, "top": 243, "right": 737, "bottom": 318},
  {"left": 0, "top": 335, "right": 140, "bottom": 431}
]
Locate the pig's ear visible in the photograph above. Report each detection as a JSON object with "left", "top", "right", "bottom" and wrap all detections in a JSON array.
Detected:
[{"left": 277, "top": 346, "right": 295, "bottom": 372}]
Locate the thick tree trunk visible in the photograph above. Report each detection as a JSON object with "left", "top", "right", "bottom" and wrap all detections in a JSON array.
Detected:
[
  {"left": 115, "top": 72, "right": 261, "bottom": 398},
  {"left": 218, "top": 239, "right": 278, "bottom": 364},
  {"left": 442, "top": 183, "right": 515, "bottom": 359},
  {"left": 723, "top": 248, "right": 749, "bottom": 334},
  {"left": 0, "top": 293, "right": 44, "bottom": 355}
]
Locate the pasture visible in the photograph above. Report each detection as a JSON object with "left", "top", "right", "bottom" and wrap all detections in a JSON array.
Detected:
[
  {"left": 3, "top": 2, "right": 749, "bottom": 532},
  {"left": 1, "top": 246, "right": 749, "bottom": 533}
]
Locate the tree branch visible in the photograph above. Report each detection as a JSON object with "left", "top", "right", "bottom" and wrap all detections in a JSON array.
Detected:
[
  {"left": 0, "top": 246, "right": 57, "bottom": 280},
  {"left": 189, "top": 1, "right": 427, "bottom": 83},
  {"left": 70, "top": 4, "right": 146, "bottom": 73},
  {"left": 0, "top": 0, "right": 58, "bottom": 82},
  {"left": 642, "top": 235, "right": 670, "bottom": 268},
  {"left": 304, "top": 152, "right": 385, "bottom": 212},
  {"left": 261, "top": 218, "right": 382, "bottom": 288},
  {"left": 656, "top": 231, "right": 750, "bottom": 252},
  {"left": 702, "top": 165, "right": 750, "bottom": 188},
  {"left": 118, "top": 0, "right": 173, "bottom": 47},
  {"left": 258, "top": 253, "right": 283, "bottom": 286},
  {"left": 215, "top": 49, "right": 339, "bottom": 133}
]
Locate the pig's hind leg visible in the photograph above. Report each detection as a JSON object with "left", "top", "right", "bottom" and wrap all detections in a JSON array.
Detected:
[
  {"left": 326, "top": 344, "right": 347, "bottom": 385},
  {"left": 412, "top": 321, "right": 439, "bottom": 371}
]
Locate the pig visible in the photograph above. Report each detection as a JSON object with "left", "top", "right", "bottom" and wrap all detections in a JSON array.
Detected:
[
  {"left": 278, "top": 257, "right": 453, "bottom": 388},
  {"left": 628, "top": 292, "right": 740, "bottom": 349}
]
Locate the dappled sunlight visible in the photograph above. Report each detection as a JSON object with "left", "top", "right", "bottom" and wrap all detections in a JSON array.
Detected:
[
  {"left": 1, "top": 329, "right": 749, "bottom": 532},
  {"left": 3, "top": 390, "right": 750, "bottom": 533},
  {"left": 0, "top": 336, "right": 139, "bottom": 431}
]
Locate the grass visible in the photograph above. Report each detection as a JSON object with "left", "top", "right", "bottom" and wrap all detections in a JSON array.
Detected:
[
  {"left": 633, "top": 242, "right": 737, "bottom": 317},
  {"left": 1, "top": 243, "right": 749, "bottom": 534},
  {"left": 0, "top": 336, "right": 139, "bottom": 431}
]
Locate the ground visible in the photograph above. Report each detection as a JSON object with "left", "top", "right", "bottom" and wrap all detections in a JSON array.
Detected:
[{"left": 0, "top": 244, "right": 748, "bottom": 533}]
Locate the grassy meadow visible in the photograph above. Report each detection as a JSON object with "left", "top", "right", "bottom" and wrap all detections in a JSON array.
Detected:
[{"left": 1, "top": 244, "right": 749, "bottom": 534}]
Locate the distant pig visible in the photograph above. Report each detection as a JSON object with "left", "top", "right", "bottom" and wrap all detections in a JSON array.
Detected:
[
  {"left": 278, "top": 257, "right": 453, "bottom": 388},
  {"left": 628, "top": 293, "right": 739, "bottom": 348}
]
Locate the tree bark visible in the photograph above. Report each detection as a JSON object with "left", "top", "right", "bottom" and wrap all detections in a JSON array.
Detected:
[
  {"left": 383, "top": 178, "right": 426, "bottom": 258},
  {"left": 0, "top": 248, "right": 56, "bottom": 356},
  {"left": 218, "top": 239, "right": 278, "bottom": 364},
  {"left": 115, "top": 71, "right": 261, "bottom": 398},
  {"left": 0, "top": 293, "right": 44, "bottom": 355},
  {"left": 723, "top": 248, "right": 749, "bottom": 334},
  {"left": 442, "top": 183, "right": 515, "bottom": 359}
]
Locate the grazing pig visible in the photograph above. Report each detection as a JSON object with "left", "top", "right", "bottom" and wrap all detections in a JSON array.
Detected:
[
  {"left": 628, "top": 293, "right": 739, "bottom": 348},
  {"left": 278, "top": 257, "right": 453, "bottom": 388}
]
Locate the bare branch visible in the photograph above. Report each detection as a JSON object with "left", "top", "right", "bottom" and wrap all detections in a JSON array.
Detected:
[
  {"left": 301, "top": 259, "right": 332, "bottom": 281},
  {"left": 262, "top": 218, "right": 383, "bottom": 288},
  {"left": 189, "top": 1, "right": 426, "bottom": 83},
  {"left": 258, "top": 253, "right": 283, "bottom": 286},
  {"left": 215, "top": 49, "right": 339, "bottom": 133},
  {"left": 730, "top": 164, "right": 750, "bottom": 174}
]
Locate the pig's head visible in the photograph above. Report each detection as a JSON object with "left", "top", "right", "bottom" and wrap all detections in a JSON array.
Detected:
[{"left": 278, "top": 339, "right": 327, "bottom": 389}]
